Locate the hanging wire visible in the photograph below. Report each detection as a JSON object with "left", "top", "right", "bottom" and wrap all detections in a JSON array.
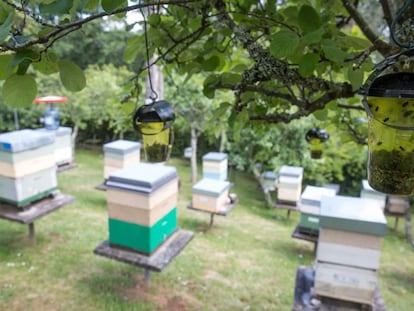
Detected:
[
  {"left": 390, "top": 0, "right": 414, "bottom": 48},
  {"left": 139, "top": 7, "right": 159, "bottom": 102}
]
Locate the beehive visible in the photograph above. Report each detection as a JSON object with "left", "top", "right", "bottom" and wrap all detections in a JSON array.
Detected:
[
  {"left": 386, "top": 195, "right": 410, "bottom": 214},
  {"left": 276, "top": 165, "right": 303, "bottom": 203},
  {"left": 261, "top": 171, "right": 277, "bottom": 191},
  {"left": 103, "top": 140, "right": 141, "bottom": 179},
  {"left": 0, "top": 129, "right": 57, "bottom": 207},
  {"left": 314, "top": 195, "right": 387, "bottom": 305},
  {"left": 202, "top": 152, "right": 228, "bottom": 181},
  {"left": 35, "top": 127, "right": 73, "bottom": 166},
  {"left": 192, "top": 178, "right": 231, "bottom": 213},
  {"left": 298, "top": 185, "right": 336, "bottom": 232},
  {"left": 105, "top": 162, "right": 178, "bottom": 254}
]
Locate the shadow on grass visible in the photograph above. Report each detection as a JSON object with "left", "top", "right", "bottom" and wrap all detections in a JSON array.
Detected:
[
  {"left": 179, "top": 216, "right": 214, "bottom": 233},
  {"left": 79, "top": 262, "right": 164, "bottom": 310},
  {"left": 0, "top": 225, "right": 34, "bottom": 253}
]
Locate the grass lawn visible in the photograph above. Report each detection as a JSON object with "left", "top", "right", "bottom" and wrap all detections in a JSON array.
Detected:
[{"left": 0, "top": 148, "right": 413, "bottom": 311}]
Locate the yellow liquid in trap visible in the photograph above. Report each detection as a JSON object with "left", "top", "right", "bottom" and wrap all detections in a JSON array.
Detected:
[
  {"left": 140, "top": 122, "right": 170, "bottom": 162},
  {"left": 366, "top": 97, "right": 414, "bottom": 194}
]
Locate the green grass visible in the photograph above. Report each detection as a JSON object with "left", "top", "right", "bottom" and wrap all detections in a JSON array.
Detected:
[{"left": 0, "top": 148, "right": 413, "bottom": 310}]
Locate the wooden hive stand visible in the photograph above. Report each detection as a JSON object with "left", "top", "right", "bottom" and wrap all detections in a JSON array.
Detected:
[
  {"left": 94, "top": 229, "right": 194, "bottom": 282},
  {"left": 0, "top": 191, "right": 74, "bottom": 245}
]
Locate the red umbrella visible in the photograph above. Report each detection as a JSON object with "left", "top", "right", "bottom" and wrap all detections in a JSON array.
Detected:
[{"left": 34, "top": 96, "right": 68, "bottom": 104}]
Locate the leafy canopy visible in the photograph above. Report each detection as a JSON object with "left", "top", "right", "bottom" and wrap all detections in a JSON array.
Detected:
[{"left": 0, "top": 0, "right": 406, "bottom": 129}]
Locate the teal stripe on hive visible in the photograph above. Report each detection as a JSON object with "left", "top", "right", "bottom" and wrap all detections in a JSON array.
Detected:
[{"left": 108, "top": 207, "right": 177, "bottom": 254}]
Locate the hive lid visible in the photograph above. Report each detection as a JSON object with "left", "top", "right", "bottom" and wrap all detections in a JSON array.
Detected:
[
  {"left": 103, "top": 140, "right": 141, "bottom": 154},
  {"left": 320, "top": 195, "right": 387, "bottom": 236},
  {"left": 202, "top": 152, "right": 228, "bottom": 162},
  {"left": 279, "top": 165, "right": 303, "bottom": 177},
  {"left": 34, "top": 127, "right": 72, "bottom": 137},
  {"left": 0, "top": 129, "right": 55, "bottom": 152},
  {"left": 106, "top": 162, "right": 177, "bottom": 193},
  {"left": 261, "top": 171, "right": 277, "bottom": 180},
  {"left": 193, "top": 178, "right": 231, "bottom": 196},
  {"left": 301, "top": 185, "right": 336, "bottom": 206}
]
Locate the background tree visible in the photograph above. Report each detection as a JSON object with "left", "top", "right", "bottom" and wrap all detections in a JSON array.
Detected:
[
  {"left": 34, "top": 64, "right": 136, "bottom": 145},
  {"left": 165, "top": 72, "right": 216, "bottom": 184}
]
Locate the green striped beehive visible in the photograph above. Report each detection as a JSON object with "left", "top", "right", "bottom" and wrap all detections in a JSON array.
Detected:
[{"left": 105, "top": 162, "right": 178, "bottom": 254}]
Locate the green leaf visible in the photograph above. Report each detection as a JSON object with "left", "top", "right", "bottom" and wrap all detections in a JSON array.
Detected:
[
  {"left": 231, "top": 64, "right": 249, "bottom": 72},
  {"left": 101, "top": 0, "right": 126, "bottom": 13},
  {"left": 58, "top": 60, "right": 86, "bottom": 92},
  {"left": 202, "top": 55, "right": 220, "bottom": 71},
  {"left": 11, "top": 49, "right": 39, "bottom": 75},
  {"left": 313, "top": 108, "right": 328, "bottom": 121},
  {"left": 298, "top": 53, "right": 319, "bottom": 77},
  {"left": 0, "top": 12, "right": 12, "bottom": 42},
  {"left": 3, "top": 74, "right": 37, "bottom": 108},
  {"left": 203, "top": 74, "right": 220, "bottom": 98},
  {"left": 148, "top": 14, "right": 161, "bottom": 26},
  {"left": 33, "top": 55, "right": 59, "bottom": 75},
  {"left": 338, "top": 35, "right": 371, "bottom": 50},
  {"left": 347, "top": 67, "right": 364, "bottom": 91},
  {"left": 298, "top": 5, "right": 321, "bottom": 33},
  {"left": 124, "top": 35, "right": 142, "bottom": 63},
  {"left": 270, "top": 30, "right": 299, "bottom": 58},
  {"left": 322, "top": 40, "right": 347, "bottom": 63},
  {"left": 39, "top": 0, "right": 73, "bottom": 14},
  {"left": 12, "top": 49, "right": 39, "bottom": 67},
  {"left": 221, "top": 73, "right": 242, "bottom": 85},
  {"left": 213, "top": 102, "right": 232, "bottom": 119},
  {"left": 233, "top": 110, "right": 249, "bottom": 141},
  {"left": 85, "top": 0, "right": 100, "bottom": 10},
  {"left": 121, "top": 101, "right": 135, "bottom": 115},
  {"left": 0, "top": 54, "right": 13, "bottom": 80},
  {"left": 302, "top": 28, "right": 324, "bottom": 45}
]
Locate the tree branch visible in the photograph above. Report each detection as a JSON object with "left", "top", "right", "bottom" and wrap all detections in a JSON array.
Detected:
[
  {"left": 2, "top": 0, "right": 203, "bottom": 51},
  {"left": 341, "top": 0, "right": 397, "bottom": 57}
]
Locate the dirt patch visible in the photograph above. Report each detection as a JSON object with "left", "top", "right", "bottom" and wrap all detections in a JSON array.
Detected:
[{"left": 122, "top": 274, "right": 201, "bottom": 311}]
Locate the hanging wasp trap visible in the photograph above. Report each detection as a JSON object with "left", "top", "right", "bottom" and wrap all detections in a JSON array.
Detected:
[
  {"left": 360, "top": 49, "right": 414, "bottom": 195},
  {"left": 132, "top": 100, "right": 175, "bottom": 163},
  {"left": 305, "top": 127, "right": 329, "bottom": 159}
]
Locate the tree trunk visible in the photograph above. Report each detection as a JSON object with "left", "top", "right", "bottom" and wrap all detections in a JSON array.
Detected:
[
  {"left": 190, "top": 127, "right": 198, "bottom": 184},
  {"left": 219, "top": 128, "right": 227, "bottom": 153},
  {"left": 248, "top": 154, "right": 273, "bottom": 208},
  {"left": 71, "top": 124, "right": 79, "bottom": 162}
]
